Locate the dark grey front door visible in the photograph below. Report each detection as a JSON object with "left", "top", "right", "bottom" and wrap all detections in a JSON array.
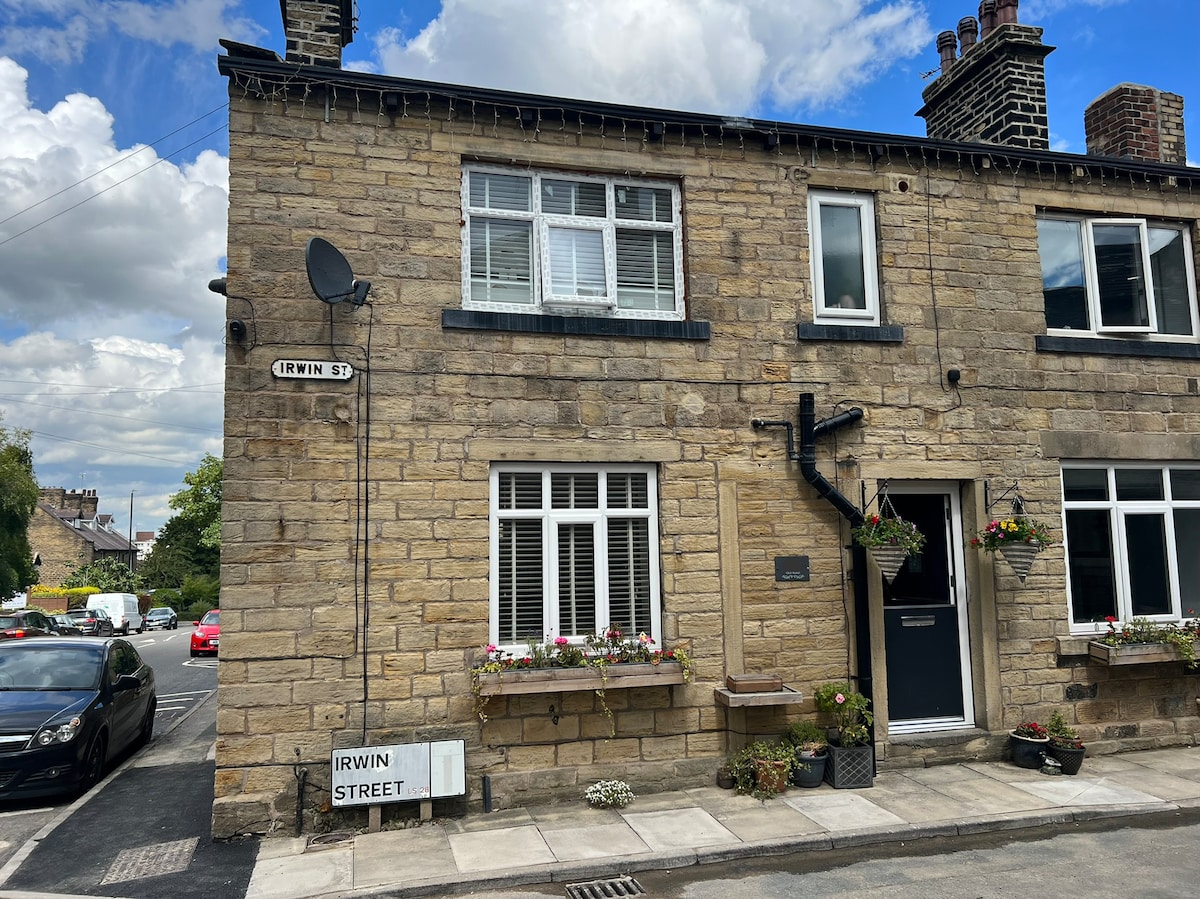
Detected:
[{"left": 882, "top": 487, "right": 971, "bottom": 727}]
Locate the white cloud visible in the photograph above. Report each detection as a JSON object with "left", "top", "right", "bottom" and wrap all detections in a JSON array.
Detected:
[
  {"left": 0, "top": 0, "right": 266, "bottom": 63},
  {"left": 0, "top": 56, "right": 226, "bottom": 534},
  {"left": 366, "top": 0, "right": 933, "bottom": 118}
]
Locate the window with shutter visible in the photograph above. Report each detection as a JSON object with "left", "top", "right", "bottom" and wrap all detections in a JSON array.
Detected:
[
  {"left": 463, "top": 166, "right": 684, "bottom": 320},
  {"left": 490, "top": 464, "right": 661, "bottom": 650}
]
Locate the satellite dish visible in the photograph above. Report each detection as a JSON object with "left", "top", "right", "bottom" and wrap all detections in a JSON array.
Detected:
[{"left": 306, "top": 237, "right": 370, "bottom": 306}]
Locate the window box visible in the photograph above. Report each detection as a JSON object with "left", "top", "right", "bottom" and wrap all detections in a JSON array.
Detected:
[
  {"left": 473, "top": 660, "right": 686, "bottom": 697},
  {"left": 1088, "top": 640, "right": 1200, "bottom": 667}
]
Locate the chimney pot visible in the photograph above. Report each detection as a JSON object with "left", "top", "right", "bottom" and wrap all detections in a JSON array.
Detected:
[
  {"left": 996, "top": 0, "right": 1019, "bottom": 25},
  {"left": 958, "top": 16, "right": 979, "bottom": 51},
  {"left": 978, "top": 0, "right": 997, "bottom": 38},
  {"left": 937, "top": 30, "right": 959, "bottom": 72}
]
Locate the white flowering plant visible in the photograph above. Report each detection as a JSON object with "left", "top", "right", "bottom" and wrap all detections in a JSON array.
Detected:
[{"left": 584, "top": 779, "right": 635, "bottom": 809}]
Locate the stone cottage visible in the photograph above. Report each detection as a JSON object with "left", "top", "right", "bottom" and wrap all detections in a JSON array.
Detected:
[
  {"left": 28, "top": 488, "right": 137, "bottom": 589},
  {"left": 212, "top": 0, "right": 1200, "bottom": 836}
]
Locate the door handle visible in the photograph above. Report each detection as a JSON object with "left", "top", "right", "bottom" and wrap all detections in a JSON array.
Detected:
[{"left": 900, "top": 615, "right": 936, "bottom": 627}]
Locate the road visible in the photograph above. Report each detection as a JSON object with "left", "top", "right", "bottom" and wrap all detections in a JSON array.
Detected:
[{"left": 0, "top": 627, "right": 215, "bottom": 875}]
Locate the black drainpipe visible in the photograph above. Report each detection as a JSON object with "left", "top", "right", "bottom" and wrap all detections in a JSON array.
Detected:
[{"left": 752, "top": 393, "right": 874, "bottom": 738}]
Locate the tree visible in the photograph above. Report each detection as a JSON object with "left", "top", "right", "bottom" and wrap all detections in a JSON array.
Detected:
[
  {"left": 140, "top": 455, "right": 222, "bottom": 590},
  {"left": 61, "top": 557, "right": 143, "bottom": 595},
  {"left": 0, "top": 418, "right": 38, "bottom": 599},
  {"left": 171, "top": 453, "right": 222, "bottom": 548}
]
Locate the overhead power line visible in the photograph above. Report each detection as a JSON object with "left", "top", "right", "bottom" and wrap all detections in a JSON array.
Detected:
[
  {"left": 29, "top": 429, "right": 213, "bottom": 465},
  {"left": 0, "top": 396, "right": 222, "bottom": 433}
]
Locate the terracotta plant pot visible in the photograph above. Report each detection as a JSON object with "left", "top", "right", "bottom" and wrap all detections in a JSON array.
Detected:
[{"left": 754, "top": 759, "right": 790, "bottom": 795}]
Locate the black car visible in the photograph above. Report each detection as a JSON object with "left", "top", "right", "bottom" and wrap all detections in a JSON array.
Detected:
[
  {"left": 50, "top": 616, "right": 84, "bottom": 637},
  {"left": 0, "top": 638, "right": 156, "bottom": 800},
  {"left": 0, "top": 610, "right": 81, "bottom": 640},
  {"left": 60, "top": 607, "right": 114, "bottom": 638},
  {"left": 143, "top": 607, "right": 178, "bottom": 631}
]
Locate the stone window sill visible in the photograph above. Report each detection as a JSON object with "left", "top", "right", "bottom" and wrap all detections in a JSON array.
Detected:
[
  {"left": 444, "top": 309, "right": 710, "bottom": 341},
  {"left": 1036, "top": 335, "right": 1200, "bottom": 360},
  {"left": 797, "top": 323, "right": 904, "bottom": 342}
]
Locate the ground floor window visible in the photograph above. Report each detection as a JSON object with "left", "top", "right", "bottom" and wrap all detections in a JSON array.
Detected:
[
  {"left": 1062, "top": 463, "right": 1200, "bottom": 630},
  {"left": 489, "top": 463, "right": 661, "bottom": 650}
]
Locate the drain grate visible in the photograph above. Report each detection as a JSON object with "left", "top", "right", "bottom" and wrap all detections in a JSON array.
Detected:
[
  {"left": 565, "top": 875, "right": 646, "bottom": 899},
  {"left": 101, "top": 837, "right": 199, "bottom": 885},
  {"left": 307, "top": 831, "right": 355, "bottom": 850}
]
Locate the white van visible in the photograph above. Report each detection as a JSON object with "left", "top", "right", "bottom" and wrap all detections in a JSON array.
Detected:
[{"left": 86, "top": 593, "right": 144, "bottom": 635}]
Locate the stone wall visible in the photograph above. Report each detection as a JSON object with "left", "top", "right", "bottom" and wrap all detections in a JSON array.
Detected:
[{"left": 214, "top": 74, "right": 1200, "bottom": 836}]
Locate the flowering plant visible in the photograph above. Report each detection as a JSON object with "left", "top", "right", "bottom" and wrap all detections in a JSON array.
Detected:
[
  {"left": 851, "top": 514, "right": 926, "bottom": 556},
  {"left": 970, "top": 516, "right": 1054, "bottom": 553},
  {"left": 814, "top": 681, "right": 873, "bottom": 747},
  {"left": 1097, "top": 615, "right": 1199, "bottom": 669},
  {"left": 1011, "top": 721, "right": 1048, "bottom": 739},
  {"left": 584, "top": 779, "right": 635, "bottom": 809}
]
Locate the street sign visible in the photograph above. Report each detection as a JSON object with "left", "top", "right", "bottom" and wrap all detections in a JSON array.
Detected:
[
  {"left": 271, "top": 360, "right": 354, "bottom": 380},
  {"left": 330, "top": 740, "right": 466, "bottom": 808}
]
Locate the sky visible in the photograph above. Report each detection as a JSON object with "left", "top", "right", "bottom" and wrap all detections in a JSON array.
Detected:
[{"left": 0, "top": 0, "right": 1196, "bottom": 543}]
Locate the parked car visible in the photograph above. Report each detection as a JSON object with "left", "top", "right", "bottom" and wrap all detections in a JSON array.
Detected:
[
  {"left": 0, "top": 610, "right": 80, "bottom": 640},
  {"left": 189, "top": 609, "right": 219, "bottom": 657},
  {"left": 61, "top": 607, "right": 115, "bottom": 638},
  {"left": 143, "top": 608, "right": 178, "bottom": 631},
  {"left": 50, "top": 615, "right": 84, "bottom": 637},
  {"left": 0, "top": 637, "right": 156, "bottom": 799},
  {"left": 85, "top": 593, "right": 143, "bottom": 636}
]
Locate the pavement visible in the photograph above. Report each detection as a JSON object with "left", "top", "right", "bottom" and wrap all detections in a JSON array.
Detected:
[{"left": 3, "top": 702, "right": 1200, "bottom": 898}]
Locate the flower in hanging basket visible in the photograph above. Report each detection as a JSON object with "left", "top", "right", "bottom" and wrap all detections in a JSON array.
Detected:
[
  {"left": 851, "top": 514, "right": 926, "bottom": 556},
  {"left": 970, "top": 516, "right": 1054, "bottom": 553}
]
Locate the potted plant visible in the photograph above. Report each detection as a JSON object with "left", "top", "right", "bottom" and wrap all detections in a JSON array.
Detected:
[
  {"left": 851, "top": 512, "right": 925, "bottom": 583},
  {"left": 1045, "top": 710, "right": 1086, "bottom": 775},
  {"left": 726, "top": 741, "right": 793, "bottom": 799},
  {"left": 1009, "top": 720, "right": 1049, "bottom": 769},
  {"left": 1089, "top": 616, "right": 1200, "bottom": 669},
  {"left": 970, "top": 515, "right": 1054, "bottom": 583},
  {"left": 814, "top": 682, "right": 874, "bottom": 788},
  {"left": 783, "top": 720, "right": 827, "bottom": 788}
]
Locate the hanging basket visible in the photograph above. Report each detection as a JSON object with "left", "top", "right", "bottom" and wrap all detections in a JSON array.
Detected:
[
  {"left": 868, "top": 545, "right": 910, "bottom": 584},
  {"left": 998, "top": 542, "right": 1041, "bottom": 583}
]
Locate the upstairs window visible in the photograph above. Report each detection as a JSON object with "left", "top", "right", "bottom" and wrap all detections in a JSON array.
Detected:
[
  {"left": 808, "top": 190, "right": 880, "bottom": 326},
  {"left": 463, "top": 166, "right": 684, "bottom": 320},
  {"left": 1062, "top": 464, "right": 1200, "bottom": 631},
  {"left": 1038, "top": 214, "right": 1198, "bottom": 340},
  {"left": 490, "top": 464, "right": 661, "bottom": 651}
]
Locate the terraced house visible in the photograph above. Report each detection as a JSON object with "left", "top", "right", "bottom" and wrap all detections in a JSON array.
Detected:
[{"left": 212, "top": 0, "right": 1200, "bottom": 836}]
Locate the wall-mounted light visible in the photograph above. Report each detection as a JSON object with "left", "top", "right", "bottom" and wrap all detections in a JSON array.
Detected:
[{"left": 229, "top": 320, "right": 247, "bottom": 343}]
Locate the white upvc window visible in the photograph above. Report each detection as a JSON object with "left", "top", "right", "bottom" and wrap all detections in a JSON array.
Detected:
[
  {"left": 1062, "top": 464, "right": 1200, "bottom": 632},
  {"left": 489, "top": 464, "right": 662, "bottom": 652},
  {"left": 463, "top": 166, "right": 684, "bottom": 320},
  {"left": 1038, "top": 214, "right": 1199, "bottom": 340},
  {"left": 808, "top": 189, "right": 880, "bottom": 326}
]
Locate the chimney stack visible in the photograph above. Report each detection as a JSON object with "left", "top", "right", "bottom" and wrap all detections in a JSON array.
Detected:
[
  {"left": 281, "top": 0, "right": 355, "bottom": 68},
  {"left": 1084, "top": 84, "right": 1187, "bottom": 165},
  {"left": 937, "top": 31, "right": 959, "bottom": 73},
  {"left": 917, "top": 1, "right": 1054, "bottom": 150},
  {"left": 957, "top": 17, "right": 979, "bottom": 53}
]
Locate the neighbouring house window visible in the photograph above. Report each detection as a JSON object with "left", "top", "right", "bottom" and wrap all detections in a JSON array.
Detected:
[
  {"left": 808, "top": 189, "right": 880, "bottom": 326},
  {"left": 462, "top": 166, "right": 684, "bottom": 320},
  {"left": 1062, "top": 464, "right": 1200, "bottom": 630},
  {"left": 1038, "top": 214, "right": 1198, "bottom": 340},
  {"left": 490, "top": 464, "right": 662, "bottom": 650}
]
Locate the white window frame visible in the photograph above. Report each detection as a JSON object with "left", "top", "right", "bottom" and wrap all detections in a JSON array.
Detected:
[
  {"left": 488, "top": 463, "right": 662, "bottom": 653},
  {"left": 1062, "top": 463, "right": 1200, "bottom": 634},
  {"left": 808, "top": 189, "right": 880, "bottom": 326},
  {"left": 1039, "top": 213, "right": 1199, "bottom": 341},
  {"left": 462, "top": 165, "right": 685, "bottom": 320}
]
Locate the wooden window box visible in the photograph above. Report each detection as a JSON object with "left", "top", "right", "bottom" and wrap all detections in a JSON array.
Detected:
[
  {"left": 473, "top": 661, "right": 686, "bottom": 697},
  {"left": 1088, "top": 641, "right": 1199, "bottom": 667}
]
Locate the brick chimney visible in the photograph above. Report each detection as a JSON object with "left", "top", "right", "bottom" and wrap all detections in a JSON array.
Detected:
[
  {"left": 280, "top": 0, "right": 356, "bottom": 68},
  {"left": 1084, "top": 84, "right": 1187, "bottom": 165},
  {"left": 916, "top": 0, "right": 1055, "bottom": 150}
]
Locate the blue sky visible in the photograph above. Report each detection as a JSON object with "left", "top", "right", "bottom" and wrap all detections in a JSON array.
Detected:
[{"left": 0, "top": 0, "right": 1195, "bottom": 541}]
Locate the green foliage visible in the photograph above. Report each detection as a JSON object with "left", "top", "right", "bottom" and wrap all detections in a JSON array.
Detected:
[
  {"left": 783, "top": 719, "right": 828, "bottom": 754},
  {"left": 726, "top": 740, "right": 795, "bottom": 800},
  {"left": 1100, "top": 616, "right": 1199, "bottom": 669},
  {"left": 169, "top": 454, "right": 222, "bottom": 549},
  {"left": 61, "top": 556, "right": 143, "bottom": 593},
  {"left": 1046, "top": 710, "right": 1082, "bottom": 749},
  {"left": 814, "top": 682, "right": 874, "bottom": 747},
  {"left": 0, "top": 418, "right": 38, "bottom": 599},
  {"left": 851, "top": 513, "right": 926, "bottom": 555}
]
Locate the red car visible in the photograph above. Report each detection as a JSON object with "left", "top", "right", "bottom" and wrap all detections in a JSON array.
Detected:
[{"left": 189, "top": 610, "right": 220, "bottom": 657}]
